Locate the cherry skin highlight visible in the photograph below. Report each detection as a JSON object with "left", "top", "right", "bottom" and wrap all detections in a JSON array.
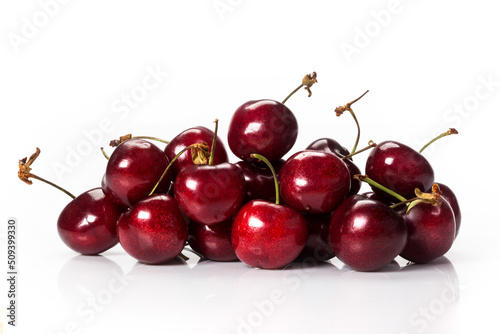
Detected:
[
  {"left": 228, "top": 100, "right": 298, "bottom": 162},
  {"left": 232, "top": 200, "right": 308, "bottom": 269},
  {"left": 164, "top": 126, "right": 228, "bottom": 177},
  {"left": 57, "top": 187, "right": 124, "bottom": 255},
  {"left": 103, "top": 139, "right": 171, "bottom": 208},
  {"left": 365, "top": 141, "right": 434, "bottom": 200},
  {"left": 329, "top": 195, "right": 407, "bottom": 271},
  {"left": 174, "top": 162, "right": 245, "bottom": 225},
  {"left": 117, "top": 194, "right": 188, "bottom": 264},
  {"left": 279, "top": 150, "right": 350, "bottom": 213}
]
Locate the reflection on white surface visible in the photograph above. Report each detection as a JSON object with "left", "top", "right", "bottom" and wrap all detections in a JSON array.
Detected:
[{"left": 52, "top": 254, "right": 459, "bottom": 334}]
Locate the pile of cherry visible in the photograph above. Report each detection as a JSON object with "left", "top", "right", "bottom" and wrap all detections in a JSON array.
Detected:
[{"left": 18, "top": 73, "right": 461, "bottom": 271}]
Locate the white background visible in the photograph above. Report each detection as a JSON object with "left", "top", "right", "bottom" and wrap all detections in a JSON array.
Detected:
[{"left": 1, "top": 1, "right": 499, "bottom": 333}]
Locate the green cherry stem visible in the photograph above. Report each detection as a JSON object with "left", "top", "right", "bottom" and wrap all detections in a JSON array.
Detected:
[
  {"left": 419, "top": 128, "right": 459, "bottom": 153},
  {"left": 149, "top": 143, "right": 206, "bottom": 196},
  {"left": 341, "top": 140, "right": 376, "bottom": 160},
  {"left": 282, "top": 72, "right": 318, "bottom": 104},
  {"left": 18, "top": 148, "right": 76, "bottom": 199},
  {"left": 208, "top": 119, "right": 219, "bottom": 166},
  {"left": 335, "top": 90, "right": 369, "bottom": 154},
  {"left": 250, "top": 153, "right": 280, "bottom": 205},
  {"left": 100, "top": 147, "right": 110, "bottom": 160},
  {"left": 353, "top": 174, "right": 407, "bottom": 203}
]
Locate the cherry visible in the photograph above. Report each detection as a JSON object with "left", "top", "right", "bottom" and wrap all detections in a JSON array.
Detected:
[
  {"left": 103, "top": 139, "right": 171, "bottom": 208},
  {"left": 329, "top": 195, "right": 407, "bottom": 272},
  {"left": 117, "top": 194, "right": 188, "bottom": 264},
  {"left": 174, "top": 120, "right": 246, "bottom": 225},
  {"left": 228, "top": 100, "right": 298, "bottom": 162},
  {"left": 187, "top": 219, "right": 238, "bottom": 262},
  {"left": 365, "top": 129, "right": 458, "bottom": 200},
  {"left": 58, "top": 188, "right": 124, "bottom": 255},
  {"left": 365, "top": 140, "right": 435, "bottom": 200},
  {"left": 175, "top": 162, "right": 245, "bottom": 225},
  {"left": 306, "top": 138, "right": 376, "bottom": 196},
  {"left": 278, "top": 150, "right": 350, "bottom": 213},
  {"left": 227, "top": 72, "right": 317, "bottom": 162},
  {"left": 164, "top": 126, "right": 228, "bottom": 177},
  {"left": 399, "top": 185, "right": 456, "bottom": 263},
  {"left": 18, "top": 148, "right": 122, "bottom": 255},
  {"left": 235, "top": 159, "right": 285, "bottom": 203},
  {"left": 231, "top": 154, "right": 308, "bottom": 269},
  {"left": 296, "top": 213, "right": 335, "bottom": 262},
  {"left": 433, "top": 182, "right": 461, "bottom": 237}
]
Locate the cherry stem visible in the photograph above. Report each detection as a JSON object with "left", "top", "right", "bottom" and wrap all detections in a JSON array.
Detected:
[
  {"left": 341, "top": 140, "right": 376, "bottom": 160},
  {"left": 29, "top": 174, "right": 76, "bottom": 199},
  {"left": 282, "top": 84, "right": 303, "bottom": 104},
  {"left": 109, "top": 134, "right": 169, "bottom": 147},
  {"left": 335, "top": 90, "right": 369, "bottom": 154},
  {"left": 353, "top": 174, "right": 407, "bottom": 202},
  {"left": 419, "top": 128, "right": 459, "bottom": 153},
  {"left": 149, "top": 143, "right": 204, "bottom": 196},
  {"left": 100, "top": 147, "right": 110, "bottom": 160},
  {"left": 390, "top": 197, "right": 419, "bottom": 209},
  {"left": 209, "top": 119, "right": 219, "bottom": 166},
  {"left": 18, "top": 148, "right": 75, "bottom": 199},
  {"left": 282, "top": 72, "right": 318, "bottom": 104},
  {"left": 250, "top": 154, "right": 280, "bottom": 205}
]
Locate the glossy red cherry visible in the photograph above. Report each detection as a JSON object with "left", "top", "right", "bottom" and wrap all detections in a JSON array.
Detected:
[
  {"left": 279, "top": 150, "right": 350, "bottom": 213},
  {"left": 235, "top": 159, "right": 284, "bottom": 203},
  {"left": 433, "top": 182, "right": 461, "bottom": 237},
  {"left": 232, "top": 200, "right": 308, "bottom": 269},
  {"left": 400, "top": 199, "right": 456, "bottom": 264},
  {"left": 329, "top": 195, "right": 407, "bottom": 271},
  {"left": 103, "top": 139, "right": 171, "bottom": 208},
  {"left": 164, "top": 126, "right": 228, "bottom": 177},
  {"left": 306, "top": 138, "right": 362, "bottom": 196},
  {"left": 227, "top": 100, "right": 298, "bottom": 162},
  {"left": 365, "top": 141, "right": 434, "bottom": 200},
  {"left": 188, "top": 219, "right": 238, "bottom": 261},
  {"left": 58, "top": 188, "right": 124, "bottom": 255},
  {"left": 117, "top": 194, "right": 188, "bottom": 264},
  {"left": 174, "top": 162, "right": 245, "bottom": 225},
  {"left": 297, "top": 213, "right": 335, "bottom": 262}
]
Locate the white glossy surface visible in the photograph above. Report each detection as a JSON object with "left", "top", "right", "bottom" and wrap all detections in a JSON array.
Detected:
[{"left": 1, "top": 1, "right": 500, "bottom": 333}]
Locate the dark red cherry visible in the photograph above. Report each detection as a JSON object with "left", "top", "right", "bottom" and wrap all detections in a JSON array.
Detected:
[
  {"left": 278, "top": 150, "right": 350, "bottom": 213},
  {"left": 57, "top": 188, "right": 123, "bottom": 255},
  {"left": 297, "top": 212, "right": 335, "bottom": 262},
  {"left": 164, "top": 126, "right": 228, "bottom": 177},
  {"left": 227, "top": 100, "right": 298, "bottom": 162},
  {"left": 433, "top": 183, "right": 461, "bottom": 237},
  {"left": 306, "top": 138, "right": 350, "bottom": 159},
  {"left": 365, "top": 141, "right": 434, "bottom": 200},
  {"left": 103, "top": 139, "right": 171, "bottom": 208},
  {"left": 174, "top": 162, "right": 245, "bottom": 225},
  {"left": 232, "top": 200, "right": 308, "bottom": 269},
  {"left": 117, "top": 194, "right": 188, "bottom": 264},
  {"left": 329, "top": 195, "right": 407, "bottom": 271},
  {"left": 235, "top": 159, "right": 284, "bottom": 203},
  {"left": 188, "top": 220, "right": 238, "bottom": 262},
  {"left": 400, "top": 199, "right": 456, "bottom": 264},
  {"left": 306, "top": 138, "right": 361, "bottom": 196}
]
